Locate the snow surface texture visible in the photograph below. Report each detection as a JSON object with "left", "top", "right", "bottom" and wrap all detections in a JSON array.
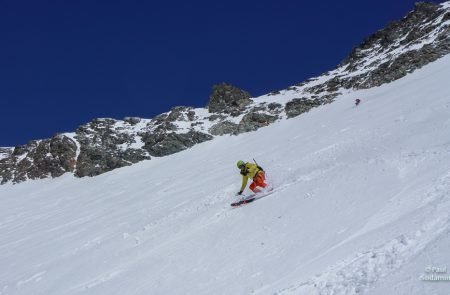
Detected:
[{"left": 1, "top": 55, "right": 450, "bottom": 294}]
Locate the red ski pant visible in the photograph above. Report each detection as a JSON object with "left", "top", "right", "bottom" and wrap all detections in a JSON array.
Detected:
[{"left": 249, "top": 171, "right": 267, "bottom": 193}]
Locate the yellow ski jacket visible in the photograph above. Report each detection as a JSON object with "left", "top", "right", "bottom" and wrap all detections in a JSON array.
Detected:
[{"left": 239, "top": 163, "right": 262, "bottom": 192}]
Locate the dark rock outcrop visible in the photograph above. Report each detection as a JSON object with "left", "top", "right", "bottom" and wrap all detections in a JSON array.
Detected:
[
  {"left": 209, "top": 121, "right": 239, "bottom": 136},
  {"left": 290, "top": 1, "right": 450, "bottom": 113},
  {"left": 73, "top": 118, "right": 150, "bottom": 177},
  {"left": 75, "top": 147, "right": 147, "bottom": 177},
  {"left": 124, "top": 117, "right": 142, "bottom": 125},
  {"left": 268, "top": 103, "right": 283, "bottom": 112},
  {"left": 337, "top": 2, "right": 450, "bottom": 90},
  {"left": 236, "top": 112, "right": 278, "bottom": 133},
  {"left": 0, "top": 135, "right": 77, "bottom": 184},
  {"left": 208, "top": 102, "right": 281, "bottom": 136},
  {"left": 141, "top": 130, "right": 213, "bottom": 157},
  {"left": 207, "top": 83, "right": 253, "bottom": 115},
  {"left": 1, "top": 110, "right": 212, "bottom": 183},
  {"left": 285, "top": 98, "right": 322, "bottom": 118}
]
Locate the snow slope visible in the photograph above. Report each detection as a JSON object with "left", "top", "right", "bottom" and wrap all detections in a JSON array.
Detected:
[{"left": 1, "top": 55, "right": 450, "bottom": 294}]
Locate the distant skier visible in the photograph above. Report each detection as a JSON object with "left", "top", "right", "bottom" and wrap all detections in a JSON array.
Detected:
[
  {"left": 355, "top": 98, "right": 361, "bottom": 106},
  {"left": 236, "top": 160, "right": 267, "bottom": 195}
]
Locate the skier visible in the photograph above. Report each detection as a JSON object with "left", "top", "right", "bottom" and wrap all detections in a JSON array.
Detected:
[
  {"left": 236, "top": 160, "right": 267, "bottom": 195},
  {"left": 355, "top": 98, "right": 361, "bottom": 106}
]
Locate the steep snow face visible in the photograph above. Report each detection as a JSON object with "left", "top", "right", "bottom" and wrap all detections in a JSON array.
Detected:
[{"left": 1, "top": 54, "right": 450, "bottom": 294}]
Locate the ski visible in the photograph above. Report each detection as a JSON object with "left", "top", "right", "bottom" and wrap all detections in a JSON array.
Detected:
[
  {"left": 230, "top": 198, "right": 256, "bottom": 207},
  {"left": 230, "top": 188, "right": 275, "bottom": 207}
]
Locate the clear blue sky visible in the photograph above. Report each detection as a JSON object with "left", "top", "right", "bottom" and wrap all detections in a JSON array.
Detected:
[{"left": 0, "top": 0, "right": 443, "bottom": 146}]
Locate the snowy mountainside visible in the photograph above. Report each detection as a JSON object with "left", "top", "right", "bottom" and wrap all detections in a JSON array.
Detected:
[
  {"left": 1, "top": 52, "right": 450, "bottom": 294},
  {"left": 1, "top": 1, "right": 449, "bottom": 184}
]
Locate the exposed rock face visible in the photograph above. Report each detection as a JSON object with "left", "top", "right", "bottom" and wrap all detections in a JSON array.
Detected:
[
  {"left": 75, "top": 148, "right": 147, "bottom": 177},
  {"left": 0, "top": 150, "right": 14, "bottom": 184},
  {"left": 165, "top": 106, "right": 196, "bottom": 122},
  {"left": 209, "top": 103, "right": 283, "bottom": 135},
  {"left": 282, "top": 1, "right": 450, "bottom": 117},
  {"left": 74, "top": 119, "right": 150, "bottom": 177},
  {"left": 0, "top": 104, "right": 216, "bottom": 183},
  {"left": 309, "top": 2, "right": 450, "bottom": 93},
  {"left": 0, "top": 135, "right": 77, "bottom": 184},
  {"left": 208, "top": 113, "right": 278, "bottom": 136},
  {"left": 285, "top": 98, "right": 322, "bottom": 118},
  {"left": 209, "top": 121, "right": 239, "bottom": 136},
  {"left": 139, "top": 107, "right": 213, "bottom": 156},
  {"left": 141, "top": 130, "right": 212, "bottom": 157},
  {"left": 208, "top": 102, "right": 282, "bottom": 136},
  {"left": 237, "top": 113, "right": 278, "bottom": 133},
  {"left": 341, "top": 2, "right": 445, "bottom": 69},
  {"left": 123, "top": 117, "right": 141, "bottom": 125},
  {"left": 207, "top": 83, "right": 253, "bottom": 115},
  {"left": 267, "top": 103, "right": 283, "bottom": 111}
]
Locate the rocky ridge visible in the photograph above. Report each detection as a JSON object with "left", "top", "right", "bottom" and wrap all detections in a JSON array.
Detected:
[{"left": 1, "top": 1, "right": 449, "bottom": 184}]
